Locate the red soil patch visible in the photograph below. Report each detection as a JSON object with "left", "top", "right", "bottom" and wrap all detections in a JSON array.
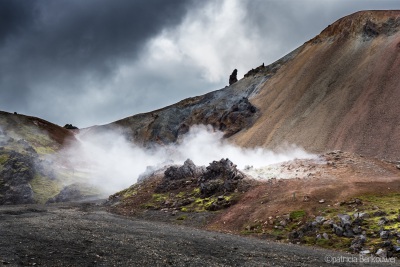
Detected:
[
  {"left": 26, "top": 116, "right": 76, "bottom": 147},
  {"left": 208, "top": 151, "right": 400, "bottom": 233}
]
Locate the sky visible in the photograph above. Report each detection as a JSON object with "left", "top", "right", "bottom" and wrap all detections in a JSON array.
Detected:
[{"left": 1, "top": 0, "right": 400, "bottom": 128}]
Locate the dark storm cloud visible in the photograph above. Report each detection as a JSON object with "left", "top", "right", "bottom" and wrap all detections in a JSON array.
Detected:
[
  {"left": 0, "top": 0, "right": 37, "bottom": 42},
  {"left": 2, "top": 0, "right": 400, "bottom": 127},
  {"left": 0, "top": 0, "right": 193, "bottom": 122}
]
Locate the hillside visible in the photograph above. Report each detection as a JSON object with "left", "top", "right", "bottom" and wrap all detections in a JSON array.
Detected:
[
  {"left": 0, "top": 112, "right": 86, "bottom": 204},
  {"left": 104, "top": 10, "right": 400, "bottom": 257},
  {"left": 2, "top": 10, "right": 400, "bottom": 261},
  {"left": 90, "top": 10, "right": 400, "bottom": 161},
  {"left": 232, "top": 10, "right": 400, "bottom": 161}
]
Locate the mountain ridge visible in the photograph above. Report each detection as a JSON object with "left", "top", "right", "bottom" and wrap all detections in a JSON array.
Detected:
[
  {"left": 82, "top": 10, "right": 400, "bottom": 161},
  {"left": 1, "top": 10, "right": 400, "bottom": 206},
  {"left": 231, "top": 10, "right": 400, "bottom": 161}
]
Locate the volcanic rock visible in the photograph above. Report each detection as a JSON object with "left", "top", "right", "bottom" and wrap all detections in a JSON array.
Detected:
[
  {"left": 229, "top": 69, "right": 238, "bottom": 85},
  {"left": 0, "top": 151, "right": 36, "bottom": 205},
  {"left": 350, "top": 235, "right": 366, "bottom": 252},
  {"left": 155, "top": 158, "right": 247, "bottom": 198},
  {"left": 199, "top": 158, "right": 245, "bottom": 197},
  {"left": 155, "top": 159, "right": 205, "bottom": 192},
  {"left": 376, "top": 248, "right": 387, "bottom": 258}
]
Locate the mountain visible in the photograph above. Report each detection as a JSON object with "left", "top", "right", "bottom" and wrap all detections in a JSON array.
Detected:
[
  {"left": 91, "top": 10, "right": 400, "bottom": 161},
  {"left": 2, "top": 10, "right": 400, "bottom": 204},
  {"left": 102, "top": 11, "right": 400, "bottom": 255},
  {"left": 0, "top": 111, "right": 79, "bottom": 204},
  {"left": 2, "top": 10, "right": 400, "bottom": 256},
  {"left": 232, "top": 10, "right": 400, "bottom": 161}
]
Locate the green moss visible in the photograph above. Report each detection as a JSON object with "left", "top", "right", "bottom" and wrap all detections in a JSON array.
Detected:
[
  {"left": 123, "top": 189, "right": 137, "bottom": 198},
  {"left": 176, "top": 191, "right": 186, "bottom": 198},
  {"left": 140, "top": 203, "right": 157, "bottom": 209},
  {"left": 152, "top": 193, "right": 168, "bottom": 203},
  {"left": 291, "top": 193, "right": 400, "bottom": 252},
  {"left": 315, "top": 238, "right": 331, "bottom": 247},
  {"left": 358, "top": 193, "right": 400, "bottom": 213},
  {"left": 134, "top": 186, "right": 240, "bottom": 213},
  {"left": 241, "top": 222, "right": 264, "bottom": 235},
  {"left": 30, "top": 174, "right": 61, "bottom": 204},
  {"left": 290, "top": 210, "right": 306, "bottom": 220},
  {"left": 303, "top": 236, "right": 316, "bottom": 244},
  {"left": 177, "top": 215, "right": 188, "bottom": 220},
  {"left": 203, "top": 197, "right": 216, "bottom": 210},
  {"left": 0, "top": 154, "right": 8, "bottom": 165},
  {"left": 116, "top": 185, "right": 139, "bottom": 199},
  {"left": 35, "top": 146, "right": 55, "bottom": 155},
  {"left": 56, "top": 169, "right": 91, "bottom": 185},
  {"left": 192, "top": 187, "right": 201, "bottom": 196}
]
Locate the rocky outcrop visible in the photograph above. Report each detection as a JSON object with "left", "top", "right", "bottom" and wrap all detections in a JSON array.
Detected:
[
  {"left": 155, "top": 159, "right": 205, "bottom": 192},
  {"left": 229, "top": 69, "right": 238, "bottom": 85},
  {"left": 288, "top": 209, "right": 400, "bottom": 258},
  {"left": 155, "top": 158, "right": 247, "bottom": 198},
  {"left": 93, "top": 88, "right": 262, "bottom": 145},
  {"left": 182, "top": 97, "right": 257, "bottom": 138},
  {"left": 0, "top": 151, "right": 36, "bottom": 204},
  {"left": 199, "top": 158, "right": 245, "bottom": 197},
  {"left": 87, "top": 61, "right": 274, "bottom": 146},
  {"left": 111, "top": 158, "right": 251, "bottom": 214},
  {"left": 63, "top": 124, "right": 79, "bottom": 130}
]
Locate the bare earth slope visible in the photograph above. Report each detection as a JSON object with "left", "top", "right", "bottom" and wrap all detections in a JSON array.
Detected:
[{"left": 233, "top": 10, "right": 400, "bottom": 161}]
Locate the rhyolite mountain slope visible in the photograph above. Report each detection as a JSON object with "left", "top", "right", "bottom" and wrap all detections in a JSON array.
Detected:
[
  {"left": 90, "top": 10, "right": 400, "bottom": 161},
  {"left": 232, "top": 10, "right": 400, "bottom": 161}
]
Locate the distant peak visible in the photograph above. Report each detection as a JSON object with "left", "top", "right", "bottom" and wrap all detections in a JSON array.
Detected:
[{"left": 311, "top": 10, "right": 400, "bottom": 42}]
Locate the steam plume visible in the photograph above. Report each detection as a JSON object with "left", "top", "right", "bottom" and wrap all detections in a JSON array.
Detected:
[{"left": 61, "top": 125, "right": 315, "bottom": 195}]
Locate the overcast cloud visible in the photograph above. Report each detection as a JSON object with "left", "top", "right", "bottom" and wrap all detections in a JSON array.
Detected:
[{"left": 1, "top": 0, "right": 400, "bottom": 127}]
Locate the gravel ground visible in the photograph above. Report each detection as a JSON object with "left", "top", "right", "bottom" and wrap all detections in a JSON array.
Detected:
[{"left": 0, "top": 202, "right": 396, "bottom": 267}]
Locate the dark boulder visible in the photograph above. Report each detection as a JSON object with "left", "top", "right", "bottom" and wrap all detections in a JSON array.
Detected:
[
  {"left": 155, "top": 159, "right": 205, "bottom": 192},
  {"left": 199, "top": 158, "right": 245, "bottom": 197},
  {"left": 155, "top": 158, "right": 248, "bottom": 198},
  {"left": 0, "top": 151, "right": 36, "bottom": 205},
  {"left": 350, "top": 235, "right": 366, "bottom": 252},
  {"left": 63, "top": 124, "right": 79, "bottom": 130},
  {"left": 363, "top": 20, "right": 379, "bottom": 38},
  {"left": 229, "top": 69, "right": 238, "bottom": 85},
  {"left": 288, "top": 222, "right": 315, "bottom": 243}
]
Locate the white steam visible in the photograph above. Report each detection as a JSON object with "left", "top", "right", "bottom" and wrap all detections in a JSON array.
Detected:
[{"left": 61, "top": 125, "right": 315, "bottom": 195}]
